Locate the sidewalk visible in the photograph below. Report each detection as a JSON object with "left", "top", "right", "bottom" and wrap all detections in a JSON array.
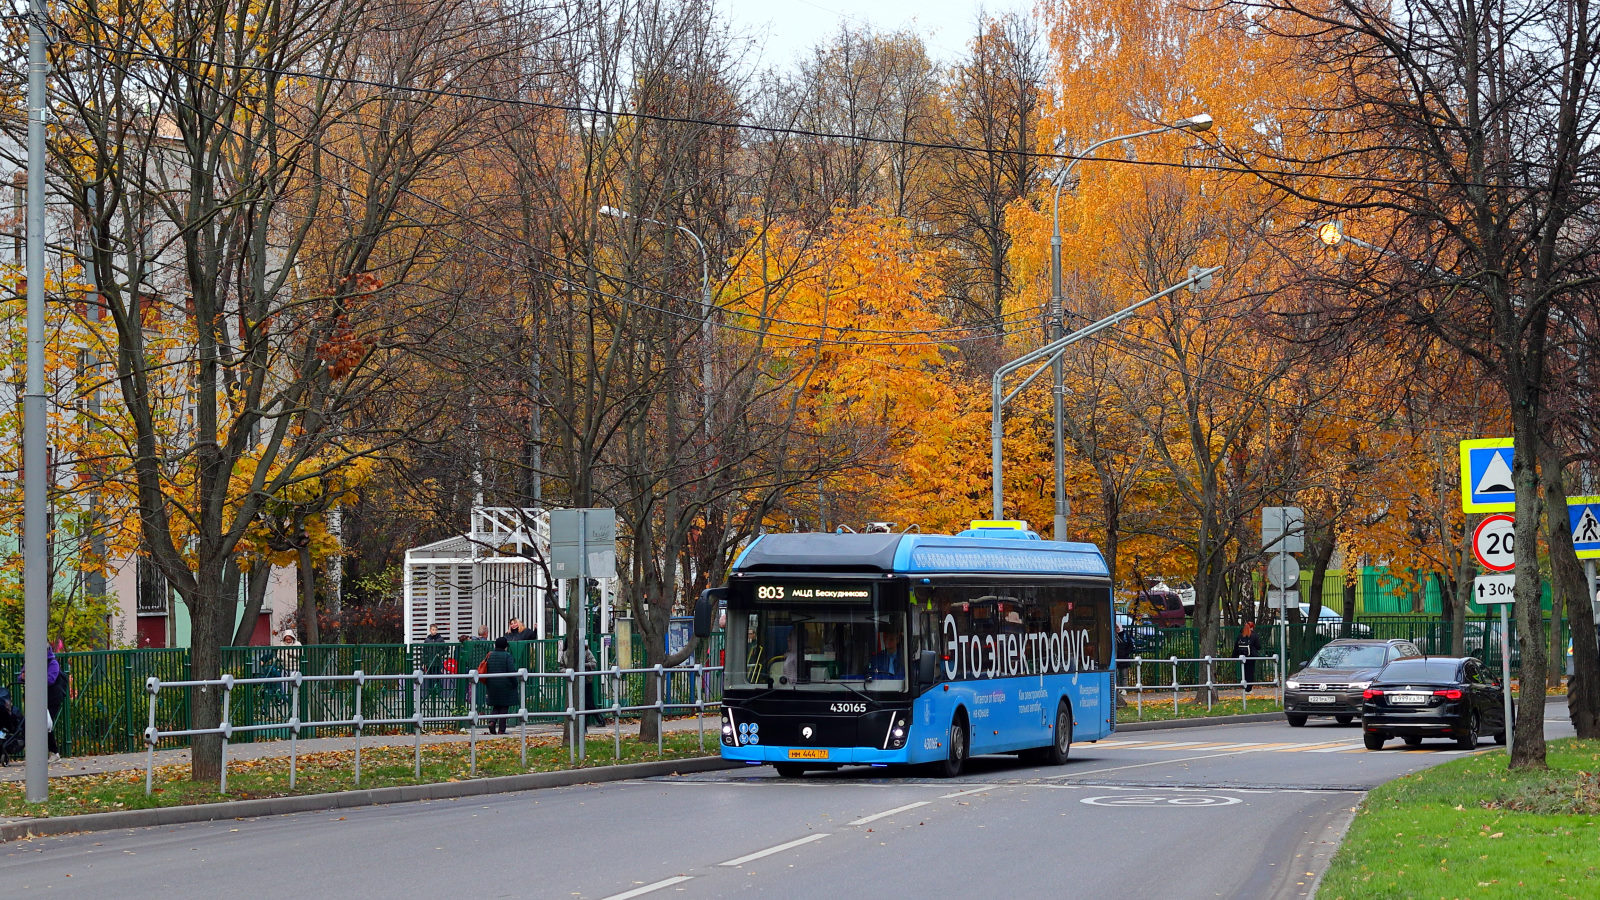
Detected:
[{"left": 0, "top": 713, "right": 719, "bottom": 783}]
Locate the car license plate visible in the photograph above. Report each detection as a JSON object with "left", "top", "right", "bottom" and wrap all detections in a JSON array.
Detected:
[
  {"left": 1308, "top": 694, "right": 1335, "bottom": 703},
  {"left": 1391, "top": 693, "right": 1428, "bottom": 705},
  {"left": 788, "top": 748, "right": 829, "bottom": 760}
]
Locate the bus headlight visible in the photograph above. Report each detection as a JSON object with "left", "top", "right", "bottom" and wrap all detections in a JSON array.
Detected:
[
  {"left": 889, "top": 716, "right": 908, "bottom": 749},
  {"left": 721, "top": 711, "right": 736, "bottom": 746}
]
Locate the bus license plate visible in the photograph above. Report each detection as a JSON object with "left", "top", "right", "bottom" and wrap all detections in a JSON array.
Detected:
[
  {"left": 1308, "top": 694, "right": 1335, "bottom": 703},
  {"left": 788, "top": 749, "right": 829, "bottom": 760}
]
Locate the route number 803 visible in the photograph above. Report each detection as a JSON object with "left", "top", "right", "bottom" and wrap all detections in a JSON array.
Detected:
[{"left": 757, "top": 586, "right": 786, "bottom": 600}]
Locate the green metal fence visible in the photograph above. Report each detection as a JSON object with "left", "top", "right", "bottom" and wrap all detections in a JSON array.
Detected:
[
  {"left": 1130, "top": 615, "right": 1572, "bottom": 680},
  {"left": 0, "top": 632, "right": 727, "bottom": 759},
  {"left": 3, "top": 618, "right": 1565, "bottom": 759}
]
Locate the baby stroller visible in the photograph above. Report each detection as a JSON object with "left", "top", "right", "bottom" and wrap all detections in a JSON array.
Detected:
[{"left": 0, "top": 685, "right": 23, "bottom": 767}]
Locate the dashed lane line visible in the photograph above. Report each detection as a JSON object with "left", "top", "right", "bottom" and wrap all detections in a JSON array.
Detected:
[
  {"left": 599, "top": 876, "right": 694, "bottom": 900},
  {"left": 849, "top": 801, "right": 931, "bottom": 826},
  {"left": 718, "top": 833, "right": 831, "bottom": 867}
]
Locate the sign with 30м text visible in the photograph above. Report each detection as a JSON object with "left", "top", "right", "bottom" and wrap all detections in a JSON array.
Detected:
[
  {"left": 1474, "top": 574, "right": 1515, "bottom": 606},
  {"left": 1460, "top": 438, "right": 1516, "bottom": 513}
]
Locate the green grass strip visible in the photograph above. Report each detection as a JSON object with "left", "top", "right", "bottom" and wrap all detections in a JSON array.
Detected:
[
  {"left": 1115, "top": 696, "right": 1283, "bottom": 722},
  {"left": 0, "top": 732, "right": 711, "bottom": 819},
  {"left": 1319, "top": 738, "right": 1600, "bottom": 899}
]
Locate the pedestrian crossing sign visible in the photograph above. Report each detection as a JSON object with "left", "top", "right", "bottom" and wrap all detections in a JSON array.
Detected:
[
  {"left": 1460, "top": 438, "right": 1516, "bottom": 512},
  {"left": 1569, "top": 497, "right": 1600, "bottom": 559}
]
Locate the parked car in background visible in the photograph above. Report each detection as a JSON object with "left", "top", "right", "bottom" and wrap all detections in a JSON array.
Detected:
[
  {"left": 1131, "top": 589, "right": 1186, "bottom": 627},
  {"left": 1115, "top": 613, "right": 1163, "bottom": 656},
  {"left": 1298, "top": 604, "right": 1373, "bottom": 638},
  {"left": 1283, "top": 638, "right": 1424, "bottom": 727},
  {"left": 1360, "top": 656, "right": 1509, "bottom": 750}
]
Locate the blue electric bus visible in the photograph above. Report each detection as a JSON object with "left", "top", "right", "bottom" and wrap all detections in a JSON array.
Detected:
[{"left": 694, "top": 520, "right": 1114, "bottom": 777}]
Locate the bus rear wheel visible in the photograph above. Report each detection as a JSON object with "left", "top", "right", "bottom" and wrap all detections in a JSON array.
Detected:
[
  {"left": 1022, "top": 700, "right": 1073, "bottom": 766},
  {"left": 934, "top": 714, "right": 968, "bottom": 778}
]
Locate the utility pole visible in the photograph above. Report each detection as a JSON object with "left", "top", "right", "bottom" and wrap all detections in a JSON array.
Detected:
[{"left": 23, "top": 0, "right": 51, "bottom": 802}]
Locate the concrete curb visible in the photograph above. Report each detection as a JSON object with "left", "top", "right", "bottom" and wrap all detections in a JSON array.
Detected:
[
  {"left": 1, "top": 755, "right": 741, "bottom": 844},
  {"left": 1112, "top": 712, "right": 1283, "bottom": 731}
]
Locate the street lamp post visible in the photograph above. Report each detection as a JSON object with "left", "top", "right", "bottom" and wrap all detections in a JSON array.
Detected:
[
  {"left": 1045, "top": 114, "right": 1213, "bottom": 540},
  {"left": 23, "top": 0, "right": 50, "bottom": 803},
  {"left": 993, "top": 266, "right": 1223, "bottom": 521},
  {"left": 598, "top": 206, "right": 713, "bottom": 437}
]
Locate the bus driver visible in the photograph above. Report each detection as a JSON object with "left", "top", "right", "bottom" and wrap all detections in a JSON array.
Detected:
[{"left": 868, "top": 627, "right": 903, "bottom": 680}]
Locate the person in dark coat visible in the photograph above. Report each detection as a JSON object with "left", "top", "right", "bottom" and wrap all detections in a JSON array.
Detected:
[
  {"left": 480, "top": 637, "right": 518, "bottom": 734},
  {"left": 503, "top": 618, "right": 538, "bottom": 642},
  {"left": 422, "top": 624, "right": 449, "bottom": 699},
  {"left": 1233, "top": 622, "right": 1262, "bottom": 692}
]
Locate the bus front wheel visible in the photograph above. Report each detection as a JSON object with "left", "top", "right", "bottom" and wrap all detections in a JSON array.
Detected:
[{"left": 935, "top": 714, "right": 969, "bottom": 778}]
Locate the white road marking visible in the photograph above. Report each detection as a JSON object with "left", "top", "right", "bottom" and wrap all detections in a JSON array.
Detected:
[
  {"left": 1307, "top": 743, "right": 1365, "bottom": 752},
  {"left": 940, "top": 786, "right": 993, "bottom": 799},
  {"left": 718, "top": 833, "right": 831, "bottom": 867},
  {"left": 1047, "top": 747, "right": 1272, "bottom": 778},
  {"left": 849, "top": 801, "right": 931, "bottom": 825},
  {"left": 599, "top": 876, "right": 694, "bottom": 900}
]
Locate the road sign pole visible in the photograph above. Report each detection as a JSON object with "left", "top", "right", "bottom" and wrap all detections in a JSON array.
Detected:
[
  {"left": 582, "top": 509, "right": 595, "bottom": 752},
  {"left": 1500, "top": 602, "right": 1513, "bottom": 758},
  {"left": 1278, "top": 511, "right": 1287, "bottom": 695}
]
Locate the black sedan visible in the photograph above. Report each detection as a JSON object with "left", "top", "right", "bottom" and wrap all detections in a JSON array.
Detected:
[{"left": 1360, "top": 656, "right": 1510, "bottom": 750}]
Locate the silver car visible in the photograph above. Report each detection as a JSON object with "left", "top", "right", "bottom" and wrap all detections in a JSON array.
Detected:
[{"left": 1283, "top": 639, "right": 1422, "bottom": 726}]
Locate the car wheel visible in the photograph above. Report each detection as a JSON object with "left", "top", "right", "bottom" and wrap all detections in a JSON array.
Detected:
[
  {"left": 1456, "top": 711, "right": 1480, "bottom": 750},
  {"left": 774, "top": 763, "right": 808, "bottom": 778},
  {"left": 935, "top": 713, "right": 968, "bottom": 778},
  {"left": 1403, "top": 735, "right": 1422, "bottom": 747},
  {"left": 1286, "top": 713, "right": 1307, "bottom": 727},
  {"left": 1335, "top": 714, "right": 1354, "bottom": 725},
  {"left": 1363, "top": 731, "right": 1386, "bottom": 750}
]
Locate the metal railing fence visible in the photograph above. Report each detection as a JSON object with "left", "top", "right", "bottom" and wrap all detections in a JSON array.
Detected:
[
  {"left": 1127, "top": 615, "right": 1571, "bottom": 676},
  {"left": 140, "top": 664, "right": 725, "bottom": 795},
  {"left": 3, "top": 618, "right": 1576, "bottom": 758},
  {"left": 1116, "top": 654, "right": 1284, "bottom": 720},
  {"left": 0, "top": 634, "right": 726, "bottom": 758}
]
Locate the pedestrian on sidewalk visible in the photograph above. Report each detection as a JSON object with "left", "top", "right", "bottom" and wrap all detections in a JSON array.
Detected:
[
  {"left": 1234, "top": 622, "right": 1262, "bottom": 692},
  {"left": 480, "top": 637, "right": 516, "bottom": 735},
  {"left": 559, "top": 633, "right": 603, "bottom": 725},
  {"left": 423, "top": 624, "right": 448, "bottom": 700},
  {"left": 20, "top": 642, "right": 69, "bottom": 760}
]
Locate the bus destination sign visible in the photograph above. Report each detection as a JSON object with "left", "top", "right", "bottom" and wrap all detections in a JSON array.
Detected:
[{"left": 754, "top": 584, "right": 872, "bottom": 602}]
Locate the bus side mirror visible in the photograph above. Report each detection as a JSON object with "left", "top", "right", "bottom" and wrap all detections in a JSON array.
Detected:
[
  {"left": 917, "top": 650, "right": 938, "bottom": 684},
  {"left": 694, "top": 588, "right": 725, "bottom": 638}
]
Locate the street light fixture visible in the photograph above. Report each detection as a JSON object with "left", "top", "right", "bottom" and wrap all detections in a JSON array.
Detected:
[
  {"left": 1041, "top": 112, "right": 1215, "bottom": 540},
  {"left": 992, "top": 266, "right": 1223, "bottom": 521},
  {"left": 598, "top": 206, "right": 714, "bottom": 437}
]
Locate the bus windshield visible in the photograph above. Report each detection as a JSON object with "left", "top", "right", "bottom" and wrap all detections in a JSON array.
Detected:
[{"left": 727, "top": 604, "right": 907, "bottom": 693}]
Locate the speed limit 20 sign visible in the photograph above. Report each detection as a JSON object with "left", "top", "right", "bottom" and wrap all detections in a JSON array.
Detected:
[{"left": 1473, "top": 514, "right": 1516, "bottom": 572}]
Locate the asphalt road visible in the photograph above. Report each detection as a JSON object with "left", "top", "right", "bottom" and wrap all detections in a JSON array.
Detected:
[{"left": 2, "top": 706, "right": 1575, "bottom": 899}]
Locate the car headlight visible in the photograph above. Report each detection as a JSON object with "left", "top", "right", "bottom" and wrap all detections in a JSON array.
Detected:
[
  {"left": 1284, "top": 680, "right": 1300, "bottom": 690},
  {"left": 1350, "top": 681, "right": 1370, "bottom": 690}
]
